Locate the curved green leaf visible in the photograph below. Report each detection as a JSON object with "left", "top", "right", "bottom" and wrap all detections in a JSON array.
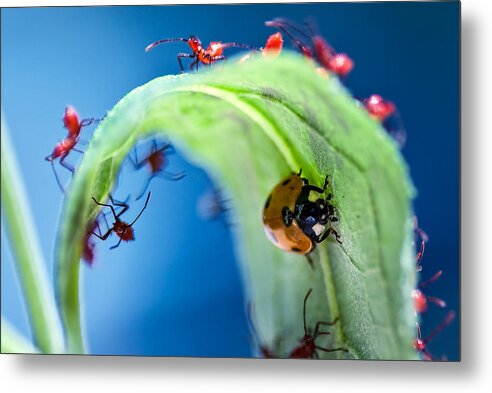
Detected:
[{"left": 55, "top": 53, "right": 417, "bottom": 358}]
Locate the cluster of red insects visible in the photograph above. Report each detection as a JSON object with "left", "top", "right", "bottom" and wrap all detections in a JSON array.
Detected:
[
  {"left": 144, "top": 18, "right": 402, "bottom": 140},
  {"left": 412, "top": 219, "right": 456, "bottom": 361},
  {"left": 46, "top": 105, "right": 186, "bottom": 266},
  {"left": 45, "top": 18, "right": 451, "bottom": 359}
]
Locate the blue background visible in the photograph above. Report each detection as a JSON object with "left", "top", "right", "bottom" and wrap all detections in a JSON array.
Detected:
[{"left": 1, "top": 2, "right": 459, "bottom": 360}]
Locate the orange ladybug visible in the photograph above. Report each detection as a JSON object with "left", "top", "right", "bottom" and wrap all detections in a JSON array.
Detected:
[{"left": 262, "top": 170, "right": 341, "bottom": 257}]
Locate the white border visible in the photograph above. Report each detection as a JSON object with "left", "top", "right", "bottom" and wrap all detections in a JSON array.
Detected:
[{"left": 2, "top": 1, "right": 490, "bottom": 392}]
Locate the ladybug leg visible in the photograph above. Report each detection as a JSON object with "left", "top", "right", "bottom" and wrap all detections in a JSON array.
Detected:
[
  {"left": 302, "top": 184, "right": 325, "bottom": 194},
  {"left": 317, "top": 226, "right": 342, "bottom": 244},
  {"left": 322, "top": 176, "right": 329, "bottom": 192},
  {"left": 305, "top": 254, "right": 314, "bottom": 268},
  {"left": 302, "top": 176, "right": 329, "bottom": 194}
]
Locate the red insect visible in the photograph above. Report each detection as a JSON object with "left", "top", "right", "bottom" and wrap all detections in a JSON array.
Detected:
[
  {"left": 251, "top": 289, "right": 348, "bottom": 359},
  {"left": 197, "top": 188, "right": 233, "bottom": 229},
  {"left": 239, "top": 32, "right": 284, "bottom": 64},
  {"left": 414, "top": 311, "right": 456, "bottom": 361},
  {"left": 91, "top": 192, "right": 151, "bottom": 249},
  {"left": 363, "top": 94, "right": 396, "bottom": 122},
  {"left": 265, "top": 18, "right": 354, "bottom": 77},
  {"left": 246, "top": 303, "right": 278, "bottom": 358},
  {"left": 45, "top": 106, "right": 102, "bottom": 192},
  {"left": 82, "top": 211, "right": 114, "bottom": 266},
  {"left": 129, "top": 139, "right": 186, "bottom": 200},
  {"left": 362, "top": 94, "right": 406, "bottom": 146},
  {"left": 412, "top": 270, "right": 447, "bottom": 313},
  {"left": 82, "top": 220, "right": 99, "bottom": 265},
  {"left": 288, "top": 289, "right": 348, "bottom": 359},
  {"left": 413, "top": 216, "right": 429, "bottom": 272},
  {"left": 262, "top": 32, "right": 284, "bottom": 58},
  {"left": 145, "top": 35, "right": 259, "bottom": 73},
  {"left": 414, "top": 217, "right": 429, "bottom": 272}
]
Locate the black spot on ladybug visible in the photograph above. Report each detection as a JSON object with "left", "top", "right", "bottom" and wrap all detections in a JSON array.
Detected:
[
  {"left": 291, "top": 247, "right": 301, "bottom": 252},
  {"left": 264, "top": 194, "right": 272, "bottom": 210},
  {"left": 282, "top": 178, "right": 291, "bottom": 186}
]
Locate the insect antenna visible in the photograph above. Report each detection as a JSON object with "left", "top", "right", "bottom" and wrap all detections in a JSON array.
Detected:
[
  {"left": 270, "top": 18, "right": 312, "bottom": 40},
  {"left": 265, "top": 20, "right": 313, "bottom": 57},
  {"left": 145, "top": 37, "right": 189, "bottom": 52},
  {"left": 303, "top": 288, "right": 313, "bottom": 335},
  {"left": 423, "top": 311, "right": 456, "bottom": 345},
  {"left": 129, "top": 191, "right": 151, "bottom": 227},
  {"left": 220, "top": 42, "right": 261, "bottom": 51},
  {"left": 420, "top": 270, "right": 443, "bottom": 289}
]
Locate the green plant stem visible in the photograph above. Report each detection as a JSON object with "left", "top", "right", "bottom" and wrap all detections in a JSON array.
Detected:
[
  {"left": 1, "top": 115, "right": 64, "bottom": 353},
  {"left": 1, "top": 317, "right": 40, "bottom": 353}
]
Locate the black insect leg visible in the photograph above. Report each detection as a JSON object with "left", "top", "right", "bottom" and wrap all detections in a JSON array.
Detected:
[
  {"left": 135, "top": 175, "right": 155, "bottom": 201},
  {"left": 305, "top": 254, "right": 314, "bottom": 269},
  {"left": 48, "top": 157, "right": 66, "bottom": 194},
  {"left": 59, "top": 154, "right": 75, "bottom": 174},
  {"left": 317, "top": 226, "right": 342, "bottom": 244},
  {"left": 110, "top": 237, "right": 123, "bottom": 250},
  {"left": 158, "top": 170, "right": 186, "bottom": 181},
  {"left": 109, "top": 195, "right": 130, "bottom": 219},
  {"left": 91, "top": 225, "right": 112, "bottom": 241},
  {"left": 128, "top": 191, "right": 151, "bottom": 227},
  {"left": 177, "top": 52, "right": 195, "bottom": 73},
  {"left": 315, "top": 346, "right": 348, "bottom": 353},
  {"left": 92, "top": 197, "right": 120, "bottom": 222},
  {"left": 313, "top": 317, "right": 339, "bottom": 336}
]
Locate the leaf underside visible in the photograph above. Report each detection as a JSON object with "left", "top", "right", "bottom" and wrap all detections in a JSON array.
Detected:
[{"left": 55, "top": 53, "right": 417, "bottom": 359}]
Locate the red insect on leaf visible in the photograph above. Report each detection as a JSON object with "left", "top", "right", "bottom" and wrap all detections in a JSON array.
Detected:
[
  {"left": 414, "top": 311, "right": 455, "bottom": 361},
  {"left": 265, "top": 18, "right": 354, "bottom": 77},
  {"left": 91, "top": 192, "right": 151, "bottom": 250},
  {"left": 129, "top": 139, "right": 186, "bottom": 200},
  {"left": 45, "top": 106, "right": 103, "bottom": 193},
  {"left": 145, "top": 35, "right": 259, "bottom": 72}
]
